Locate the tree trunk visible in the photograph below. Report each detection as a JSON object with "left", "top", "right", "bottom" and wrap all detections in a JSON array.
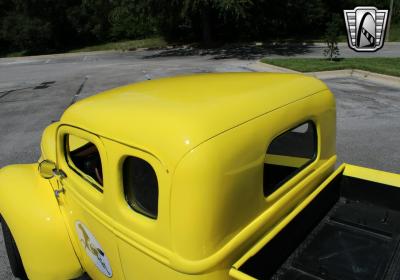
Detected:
[
  {"left": 201, "top": 5, "right": 212, "bottom": 45},
  {"left": 386, "top": 0, "right": 394, "bottom": 41}
]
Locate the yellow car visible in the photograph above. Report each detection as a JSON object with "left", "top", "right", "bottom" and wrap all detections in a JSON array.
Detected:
[{"left": 0, "top": 73, "right": 399, "bottom": 280}]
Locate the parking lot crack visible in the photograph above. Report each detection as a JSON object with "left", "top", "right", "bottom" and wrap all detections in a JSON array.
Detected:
[{"left": 68, "top": 76, "right": 88, "bottom": 107}]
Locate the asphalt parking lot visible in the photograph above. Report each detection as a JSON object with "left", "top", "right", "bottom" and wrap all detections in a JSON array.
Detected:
[{"left": 0, "top": 50, "right": 399, "bottom": 279}]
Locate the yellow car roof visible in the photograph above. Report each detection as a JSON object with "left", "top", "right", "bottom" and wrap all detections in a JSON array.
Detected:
[{"left": 61, "top": 73, "right": 327, "bottom": 166}]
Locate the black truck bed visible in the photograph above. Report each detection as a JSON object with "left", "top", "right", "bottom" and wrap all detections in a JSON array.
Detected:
[{"left": 237, "top": 173, "right": 400, "bottom": 280}]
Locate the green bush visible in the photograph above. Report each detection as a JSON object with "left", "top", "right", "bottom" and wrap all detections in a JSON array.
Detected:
[
  {"left": 109, "top": 1, "right": 157, "bottom": 40},
  {"left": 0, "top": 0, "right": 398, "bottom": 56},
  {"left": 1, "top": 13, "right": 53, "bottom": 54},
  {"left": 323, "top": 16, "right": 341, "bottom": 61}
]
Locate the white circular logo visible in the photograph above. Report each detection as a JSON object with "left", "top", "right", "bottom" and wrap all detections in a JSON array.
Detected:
[{"left": 75, "top": 221, "right": 113, "bottom": 277}]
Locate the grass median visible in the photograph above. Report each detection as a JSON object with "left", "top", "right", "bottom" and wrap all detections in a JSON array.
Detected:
[{"left": 261, "top": 57, "right": 400, "bottom": 77}]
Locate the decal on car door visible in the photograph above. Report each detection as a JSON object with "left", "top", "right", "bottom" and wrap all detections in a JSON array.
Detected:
[{"left": 75, "top": 221, "right": 113, "bottom": 278}]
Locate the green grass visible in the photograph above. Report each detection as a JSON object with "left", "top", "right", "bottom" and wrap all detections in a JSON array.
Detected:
[
  {"left": 261, "top": 57, "right": 400, "bottom": 77},
  {"left": 2, "top": 51, "right": 27, "bottom": 58},
  {"left": 69, "top": 37, "right": 167, "bottom": 53},
  {"left": 0, "top": 37, "right": 168, "bottom": 58}
]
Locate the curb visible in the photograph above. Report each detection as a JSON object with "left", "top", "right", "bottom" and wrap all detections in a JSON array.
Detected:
[
  {"left": 309, "top": 70, "right": 400, "bottom": 88},
  {"left": 250, "top": 61, "right": 299, "bottom": 73},
  {"left": 255, "top": 61, "right": 400, "bottom": 88},
  {"left": 348, "top": 70, "right": 400, "bottom": 87}
]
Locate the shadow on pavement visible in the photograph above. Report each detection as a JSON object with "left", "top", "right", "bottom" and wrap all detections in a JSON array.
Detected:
[{"left": 143, "top": 43, "right": 316, "bottom": 60}]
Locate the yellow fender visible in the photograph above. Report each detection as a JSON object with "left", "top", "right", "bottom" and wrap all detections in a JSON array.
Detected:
[{"left": 0, "top": 164, "right": 82, "bottom": 280}]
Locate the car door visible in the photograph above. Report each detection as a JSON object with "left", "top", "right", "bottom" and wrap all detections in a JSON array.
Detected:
[
  {"left": 55, "top": 125, "right": 124, "bottom": 279},
  {"left": 101, "top": 138, "right": 173, "bottom": 278}
]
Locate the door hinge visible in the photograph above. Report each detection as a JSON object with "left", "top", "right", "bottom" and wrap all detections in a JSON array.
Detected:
[
  {"left": 53, "top": 168, "right": 67, "bottom": 179},
  {"left": 54, "top": 187, "right": 65, "bottom": 198}
]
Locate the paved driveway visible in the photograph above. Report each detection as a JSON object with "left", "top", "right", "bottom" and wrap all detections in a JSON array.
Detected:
[{"left": 0, "top": 50, "right": 399, "bottom": 279}]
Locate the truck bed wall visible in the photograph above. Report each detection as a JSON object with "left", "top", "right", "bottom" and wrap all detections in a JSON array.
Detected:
[{"left": 238, "top": 172, "right": 400, "bottom": 279}]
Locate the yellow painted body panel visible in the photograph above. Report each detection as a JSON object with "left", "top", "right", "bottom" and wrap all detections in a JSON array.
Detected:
[
  {"left": 169, "top": 89, "right": 336, "bottom": 265},
  {"left": 2, "top": 73, "right": 397, "bottom": 279},
  {"left": 265, "top": 154, "right": 310, "bottom": 168},
  {"left": 56, "top": 126, "right": 126, "bottom": 280},
  {"left": 344, "top": 164, "right": 400, "bottom": 188},
  {"left": 40, "top": 122, "right": 59, "bottom": 162},
  {"left": 61, "top": 73, "right": 328, "bottom": 168},
  {"left": 230, "top": 165, "right": 346, "bottom": 279},
  {"left": 0, "top": 164, "right": 82, "bottom": 279},
  {"left": 230, "top": 163, "right": 400, "bottom": 279}
]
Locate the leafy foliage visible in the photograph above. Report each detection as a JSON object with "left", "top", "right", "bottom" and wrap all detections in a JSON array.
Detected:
[
  {"left": 323, "top": 16, "right": 341, "bottom": 61},
  {"left": 0, "top": 0, "right": 398, "bottom": 55},
  {"left": 108, "top": 0, "right": 157, "bottom": 40}
]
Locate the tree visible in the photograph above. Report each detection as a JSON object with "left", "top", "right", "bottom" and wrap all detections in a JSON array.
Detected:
[
  {"left": 2, "top": 0, "right": 395, "bottom": 56},
  {"left": 386, "top": 0, "right": 394, "bottom": 41},
  {"left": 181, "top": 0, "right": 252, "bottom": 43},
  {"left": 1, "top": 13, "right": 52, "bottom": 52},
  {"left": 323, "top": 16, "right": 341, "bottom": 61},
  {"left": 108, "top": 0, "right": 157, "bottom": 40},
  {"left": 150, "top": 0, "right": 253, "bottom": 44}
]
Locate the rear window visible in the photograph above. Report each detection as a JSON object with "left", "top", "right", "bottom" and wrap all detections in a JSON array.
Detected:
[
  {"left": 263, "top": 121, "right": 317, "bottom": 196},
  {"left": 123, "top": 157, "right": 159, "bottom": 219}
]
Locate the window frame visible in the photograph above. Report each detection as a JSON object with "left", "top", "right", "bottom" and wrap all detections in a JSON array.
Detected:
[
  {"left": 63, "top": 134, "right": 104, "bottom": 193},
  {"left": 263, "top": 121, "right": 318, "bottom": 197}
]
